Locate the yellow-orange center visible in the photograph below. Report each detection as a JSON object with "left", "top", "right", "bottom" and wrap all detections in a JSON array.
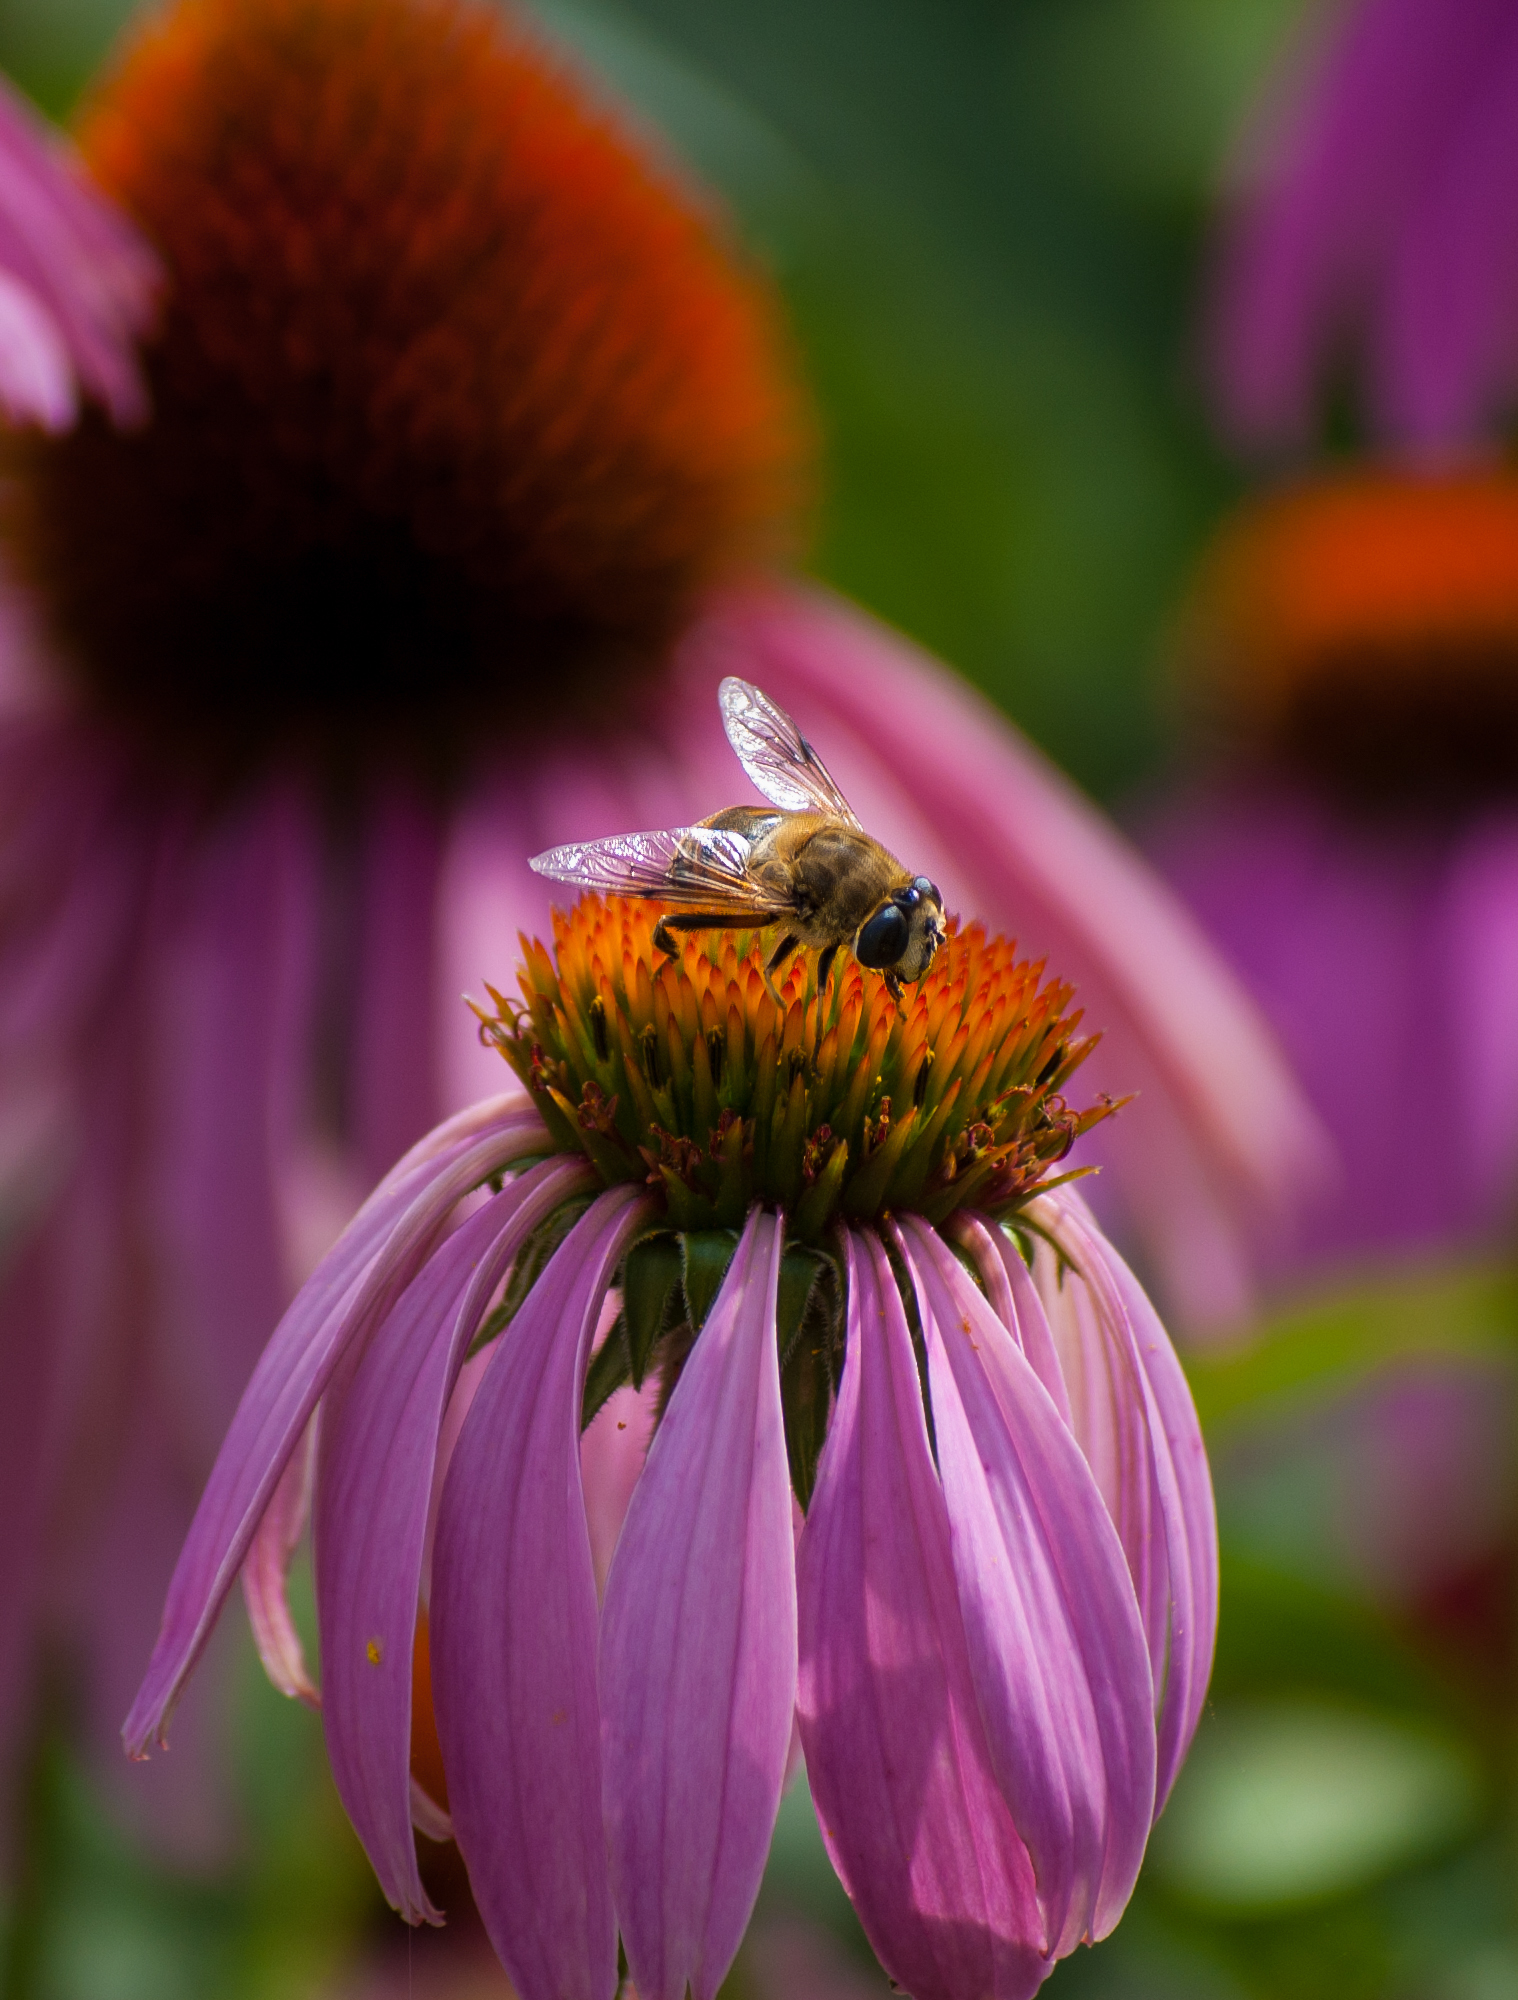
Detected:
[{"left": 480, "top": 894, "right": 1114, "bottom": 1241}]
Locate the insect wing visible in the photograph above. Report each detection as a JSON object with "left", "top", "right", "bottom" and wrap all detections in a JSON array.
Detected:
[
  {"left": 530, "top": 826, "right": 785, "bottom": 915},
  {"left": 718, "top": 677, "right": 862, "bottom": 827}
]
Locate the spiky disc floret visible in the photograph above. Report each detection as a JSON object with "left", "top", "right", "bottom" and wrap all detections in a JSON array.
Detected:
[{"left": 480, "top": 894, "right": 1114, "bottom": 1244}]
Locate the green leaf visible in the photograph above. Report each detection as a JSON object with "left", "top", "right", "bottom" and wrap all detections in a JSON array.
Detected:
[
  {"left": 1149, "top": 1700, "right": 1481, "bottom": 1911},
  {"left": 775, "top": 1244, "right": 830, "bottom": 1364},
  {"left": 581, "top": 1314, "right": 632, "bottom": 1430},
  {"left": 622, "top": 1233, "right": 683, "bottom": 1387},
  {"left": 780, "top": 1255, "right": 839, "bottom": 1512},
  {"left": 681, "top": 1229, "right": 739, "bottom": 1332},
  {"left": 466, "top": 1195, "right": 591, "bottom": 1360},
  {"left": 1186, "top": 1259, "right": 1518, "bottom": 1435}
]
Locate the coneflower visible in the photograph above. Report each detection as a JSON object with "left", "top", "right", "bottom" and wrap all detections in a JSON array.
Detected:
[
  {"left": 1155, "top": 466, "right": 1518, "bottom": 1267},
  {"left": 0, "top": 0, "right": 1303, "bottom": 1858},
  {"left": 128, "top": 895, "right": 1217, "bottom": 2000}
]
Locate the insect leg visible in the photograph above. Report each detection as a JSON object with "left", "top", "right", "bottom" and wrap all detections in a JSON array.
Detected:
[
  {"left": 654, "top": 912, "right": 739, "bottom": 960},
  {"left": 763, "top": 932, "right": 799, "bottom": 1008},
  {"left": 811, "top": 942, "right": 838, "bottom": 1064},
  {"left": 883, "top": 969, "right": 905, "bottom": 1008}
]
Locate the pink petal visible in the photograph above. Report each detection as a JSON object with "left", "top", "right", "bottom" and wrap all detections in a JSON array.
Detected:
[
  {"left": 677, "top": 586, "right": 1327, "bottom": 1324},
  {"left": 0, "top": 268, "right": 73, "bottom": 430},
  {"left": 600, "top": 1208, "right": 796, "bottom": 2000},
  {"left": 0, "top": 73, "right": 157, "bottom": 428},
  {"left": 897, "top": 1218, "right": 1155, "bottom": 1952},
  {"left": 949, "top": 1215, "right": 1072, "bottom": 1427},
  {"left": 431, "top": 1185, "right": 651, "bottom": 2000},
  {"left": 797, "top": 1229, "right": 1046, "bottom": 2000},
  {"left": 123, "top": 1094, "right": 545, "bottom": 1756},
  {"left": 1205, "top": 0, "right": 1518, "bottom": 450},
  {"left": 581, "top": 1378, "right": 658, "bottom": 1601},
  {"left": 315, "top": 1156, "right": 592, "bottom": 1924},
  {"left": 241, "top": 1415, "right": 319, "bottom": 1708},
  {"left": 1026, "top": 1189, "right": 1218, "bottom": 1810}
]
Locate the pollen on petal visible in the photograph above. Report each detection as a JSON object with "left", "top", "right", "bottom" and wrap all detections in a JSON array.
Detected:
[{"left": 10, "top": 0, "right": 808, "bottom": 776}]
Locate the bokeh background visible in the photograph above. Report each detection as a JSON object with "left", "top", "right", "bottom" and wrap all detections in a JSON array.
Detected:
[{"left": 4, "top": 2, "right": 1516, "bottom": 1997}]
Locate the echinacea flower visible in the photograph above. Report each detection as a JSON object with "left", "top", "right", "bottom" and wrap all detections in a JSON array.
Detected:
[
  {"left": 1207, "top": 0, "right": 1518, "bottom": 453},
  {"left": 0, "top": 0, "right": 1306, "bottom": 1862},
  {"left": 1152, "top": 466, "right": 1518, "bottom": 1268},
  {"left": 127, "top": 895, "right": 1218, "bottom": 2000}
]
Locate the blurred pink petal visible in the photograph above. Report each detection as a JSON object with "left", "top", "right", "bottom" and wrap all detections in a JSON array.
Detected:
[
  {"left": 1150, "top": 782, "right": 1518, "bottom": 1267},
  {"left": 1207, "top": 0, "right": 1518, "bottom": 451},
  {"left": 0, "top": 70, "right": 156, "bottom": 429},
  {"left": 0, "top": 268, "right": 74, "bottom": 431}
]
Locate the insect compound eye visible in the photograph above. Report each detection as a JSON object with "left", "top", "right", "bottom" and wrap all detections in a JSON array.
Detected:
[
  {"left": 912, "top": 875, "right": 939, "bottom": 904},
  {"left": 856, "top": 901, "right": 910, "bottom": 969}
]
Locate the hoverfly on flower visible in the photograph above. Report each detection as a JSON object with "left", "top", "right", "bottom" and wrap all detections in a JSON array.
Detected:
[{"left": 531, "top": 677, "right": 948, "bottom": 1010}]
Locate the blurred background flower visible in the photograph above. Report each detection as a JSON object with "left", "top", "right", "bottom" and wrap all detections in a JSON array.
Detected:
[{"left": 8, "top": 0, "right": 1518, "bottom": 1996}]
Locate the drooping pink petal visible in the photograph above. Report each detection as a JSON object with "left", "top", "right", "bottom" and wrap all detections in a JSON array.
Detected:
[
  {"left": 676, "top": 585, "right": 1327, "bottom": 1324},
  {"left": 600, "top": 1208, "right": 796, "bottom": 2000},
  {"left": 1025, "top": 1190, "right": 1218, "bottom": 1810},
  {"left": 897, "top": 1217, "right": 1155, "bottom": 1953},
  {"left": 241, "top": 1414, "right": 318, "bottom": 1708},
  {"left": 316, "top": 1155, "right": 592, "bottom": 1924},
  {"left": 122, "top": 1093, "right": 545, "bottom": 1755},
  {"left": 797, "top": 1229, "right": 1047, "bottom": 2000},
  {"left": 0, "top": 73, "right": 157, "bottom": 429},
  {"left": 431, "top": 1184, "right": 651, "bottom": 2000}
]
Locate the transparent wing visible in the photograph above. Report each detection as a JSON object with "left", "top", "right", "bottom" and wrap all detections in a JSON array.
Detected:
[
  {"left": 718, "top": 677, "right": 862, "bottom": 827},
  {"left": 530, "top": 826, "right": 789, "bottom": 916}
]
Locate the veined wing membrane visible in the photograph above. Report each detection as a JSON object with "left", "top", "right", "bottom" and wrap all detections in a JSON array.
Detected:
[
  {"left": 718, "top": 676, "right": 862, "bottom": 828},
  {"left": 530, "top": 827, "right": 788, "bottom": 917}
]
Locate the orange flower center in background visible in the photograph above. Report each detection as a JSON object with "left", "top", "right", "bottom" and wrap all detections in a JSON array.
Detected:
[
  {"left": 1178, "top": 468, "right": 1518, "bottom": 807},
  {"left": 10, "top": 0, "right": 807, "bottom": 779},
  {"left": 480, "top": 894, "right": 1115, "bottom": 1242}
]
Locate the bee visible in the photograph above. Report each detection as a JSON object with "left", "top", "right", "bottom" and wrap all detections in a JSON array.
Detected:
[{"left": 529, "top": 678, "right": 947, "bottom": 1016}]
